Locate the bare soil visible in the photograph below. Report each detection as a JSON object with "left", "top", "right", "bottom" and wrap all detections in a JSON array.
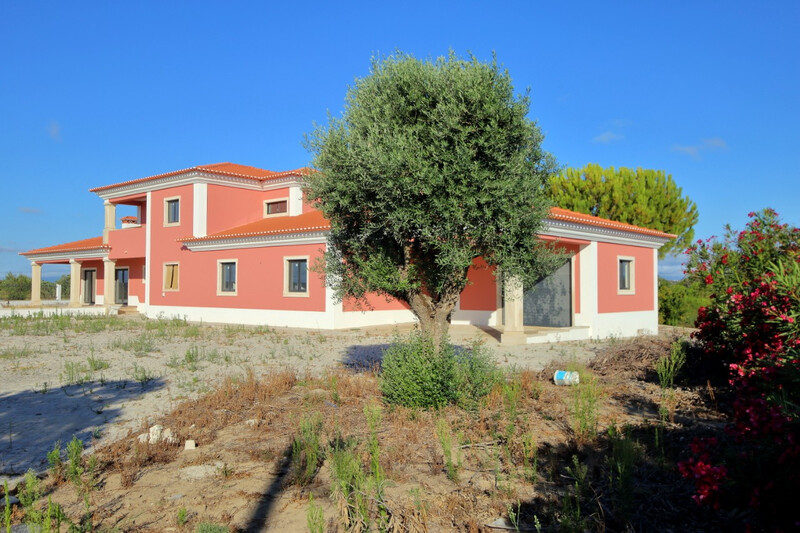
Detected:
[{"left": 0, "top": 315, "right": 726, "bottom": 532}]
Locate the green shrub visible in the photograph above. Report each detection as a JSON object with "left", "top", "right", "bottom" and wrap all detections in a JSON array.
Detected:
[
  {"left": 380, "top": 333, "right": 499, "bottom": 409},
  {"left": 658, "top": 277, "right": 709, "bottom": 327}
]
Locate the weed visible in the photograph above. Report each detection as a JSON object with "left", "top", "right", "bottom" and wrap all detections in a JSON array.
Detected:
[
  {"left": 61, "top": 361, "right": 90, "bottom": 385},
  {"left": 4, "top": 479, "right": 11, "bottom": 533},
  {"left": 329, "top": 442, "right": 369, "bottom": 530},
  {"left": 86, "top": 355, "right": 110, "bottom": 371},
  {"left": 436, "top": 418, "right": 459, "bottom": 482},
  {"left": 19, "top": 469, "right": 43, "bottom": 526},
  {"left": 306, "top": 494, "right": 325, "bottom": 533},
  {"left": 218, "top": 463, "right": 234, "bottom": 479},
  {"left": 521, "top": 431, "right": 538, "bottom": 483},
  {"left": 656, "top": 340, "right": 687, "bottom": 423},
  {"left": 194, "top": 523, "right": 228, "bottom": 533},
  {"left": 291, "top": 412, "right": 324, "bottom": 485},
  {"left": 66, "top": 436, "right": 84, "bottom": 484},
  {"left": 561, "top": 455, "right": 589, "bottom": 532},
  {"left": 131, "top": 363, "right": 155, "bottom": 384},
  {"left": 177, "top": 507, "right": 189, "bottom": 526},
  {"left": 48, "top": 441, "right": 65, "bottom": 482},
  {"left": 570, "top": 368, "right": 600, "bottom": 441},
  {"left": 607, "top": 423, "right": 640, "bottom": 520}
]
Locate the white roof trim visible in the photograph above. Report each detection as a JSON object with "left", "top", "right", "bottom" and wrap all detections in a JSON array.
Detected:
[
  {"left": 24, "top": 249, "right": 110, "bottom": 263},
  {"left": 94, "top": 171, "right": 304, "bottom": 200},
  {"left": 184, "top": 231, "right": 328, "bottom": 251},
  {"left": 543, "top": 218, "right": 672, "bottom": 249}
]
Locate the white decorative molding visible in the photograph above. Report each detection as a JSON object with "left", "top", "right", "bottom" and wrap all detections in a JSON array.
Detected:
[
  {"left": 184, "top": 232, "right": 328, "bottom": 251},
  {"left": 24, "top": 249, "right": 109, "bottom": 262},
  {"left": 543, "top": 219, "right": 672, "bottom": 249},
  {"left": 94, "top": 171, "right": 305, "bottom": 200}
]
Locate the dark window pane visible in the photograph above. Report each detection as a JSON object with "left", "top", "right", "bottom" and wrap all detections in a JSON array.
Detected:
[
  {"left": 288, "top": 260, "right": 307, "bottom": 292},
  {"left": 267, "top": 201, "right": 288, "bottom": 215}
]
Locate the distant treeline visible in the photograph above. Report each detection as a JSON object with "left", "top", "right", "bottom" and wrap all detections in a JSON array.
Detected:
[{"left": 0, "top": 273, "right": 70, "bottom": 301}]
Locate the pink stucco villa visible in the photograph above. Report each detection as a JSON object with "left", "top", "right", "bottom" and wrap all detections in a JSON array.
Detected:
[{"left": 21, "top": 163, "right": 673, "bottom": 344}]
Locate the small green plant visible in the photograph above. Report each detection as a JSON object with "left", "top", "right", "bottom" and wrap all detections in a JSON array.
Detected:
[
  {"left": 306, "top": 494, "right": 325, "bottom": 533},
  {"left": 606, "top": 423, "right": 640, "bottom": 521},
  {"left": 291, "top": 413, "right": 324, "bottom": 485},
  {"left": 4, "top": 479, "right": 11, "bottom": 533},
  {"left": 561, "top": 455, "right": 589, "bottom": 532},
  {"left": 329, "top": 442, "right": 370, "bottom": 531},
  {"left": 177, "top": 507, "right": 189, "bottom": 527},
  {"left": 66, "top": 436, "right": 84, "bottom": 484},
  {"left": 61, "top": 361, "right": 90, "bottom": 385},
  {"left": 570, "top": 368, "right": 600, "bottom": 441},
  {"left": 47, "top": 441, "right": 64, "bottom": 482},
  {"left": 656, "top": 340, "right": 687, "bottom": 390},
  {"left": 194, "top": 523, "right": 228, "bottom": 533},
  {"left": 131, "top": 363, "right": 155, "bottom": 384},
  {"left": 521, "top": 431, "right": 538, "bottom": 483},
  {"left": 435, "top": 418, "right": 459, "bottom": 482},
  {"left": 86, "top": 355, "right": 110, "bottom": 372},
  {"left": 19, "top": 469, "right": 43, "bottom": 526}
]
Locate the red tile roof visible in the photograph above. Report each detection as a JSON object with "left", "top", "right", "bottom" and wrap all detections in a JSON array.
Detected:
[
  {"left": 21, "top": 236, "right": 108, "bottom": 256},
  {"left": 90, "top": 163, "right": 309, "bottom": 193},
  {"left": 548, "top": 207, "right": 676, "bottom": 239},
  {"left": 180, "top": 210, "right": 331, "bottom": 243}
]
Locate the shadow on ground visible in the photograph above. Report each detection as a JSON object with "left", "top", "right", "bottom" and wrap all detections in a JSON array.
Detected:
[
  {"left": 0, "top": 378, "right": 166, "bottom": 480},
  {"left": 341, "top": 344, "right": 390, "bottom": 371}
]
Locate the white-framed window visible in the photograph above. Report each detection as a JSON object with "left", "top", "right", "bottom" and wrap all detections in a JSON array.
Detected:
[
  {"left": 163, "top": 262, "right": 180, "bottom": 291},
  {"left": 618, "top": 256, "right": 635, "bottom": 294},
  {"left": 217, "top": 259, "right": 237, "bottom": 295},
  {"left": 284, "top": 256, "right": 309, "bottom": 297},
  {"left": 164, "top": 197, "right": 180, "bottom": 226},
  {"left": 264, "top": 198, "right": 289, "bottom": 217}
]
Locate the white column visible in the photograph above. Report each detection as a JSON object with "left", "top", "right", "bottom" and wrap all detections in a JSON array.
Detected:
[
  {"left": 103, "top": 201, "right": 116, "bottom": 244},
  {"left": 69, "top": 260, "right": 81, "bottom": 307},
  {"left": 30, "top": 262, "right": 42, "bottom": 306},
  {"left": 193, "top": 183, "right": 208, "bottom": 237},
  {"left": 500, "top": 276, "right": 527, "bottom": 345},
  {"left": 103, "top": 258, "right": 115, "bottom": 308}
]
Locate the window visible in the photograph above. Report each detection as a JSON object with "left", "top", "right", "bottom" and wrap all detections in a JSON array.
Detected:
[
  {"left": 285, "top": 258, "right": 308, "bottom": 296},
  {"left": 618, "top": 257, "right": 634, "bottom": 294},
  {"left": 164, "top": 197, "right": 180, "bottom": 226},
  {"left": 218, "top": 260, "right": 237, "bottom": 295},
  {"left": 264, "top": 198, "right": 288, "bottom": 217},
  {"left": 163, "top": 263, "right": 179, "bottom": 291}
]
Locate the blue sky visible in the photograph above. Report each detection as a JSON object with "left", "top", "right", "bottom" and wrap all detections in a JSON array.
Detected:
[{"left": 1, "top": 1, "right": 798, "bottom": 280}]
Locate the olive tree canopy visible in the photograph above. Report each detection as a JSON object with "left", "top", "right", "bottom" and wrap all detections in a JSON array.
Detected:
[{"left": 305, "top": 52, "right": 563, "bottom": 340}]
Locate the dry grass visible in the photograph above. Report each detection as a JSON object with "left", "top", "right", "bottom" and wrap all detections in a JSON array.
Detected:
[{"left": 11, "top": 333, "right": 730, "bottom": 532}]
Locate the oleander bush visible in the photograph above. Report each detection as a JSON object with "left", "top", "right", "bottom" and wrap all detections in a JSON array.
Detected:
[{"left": 681, "top": 208, "right": 800, "bottom": 530}]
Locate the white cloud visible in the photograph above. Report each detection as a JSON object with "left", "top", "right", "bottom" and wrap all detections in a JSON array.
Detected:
[
  {"left": 0, "top": 246, "right": 22, "bottom": 253},
  {"left": 47, "top": 121, "right": 62, "bottom": 142},
  {"left": 592, "top": 131, "right": 623, "bottom": 144},
  {"left": 18, "top": 206, "right": 42, "bottom": 214},
  {"left": 672, "top": 137, "right": 728, "bottom": 159}
]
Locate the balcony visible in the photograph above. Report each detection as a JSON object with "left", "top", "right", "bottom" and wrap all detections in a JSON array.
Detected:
[{"left": 108, "top": 222, "right": 146, "bottom": 260}]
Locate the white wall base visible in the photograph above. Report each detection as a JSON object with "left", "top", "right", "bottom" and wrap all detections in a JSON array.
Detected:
[
  {"left": 145, "top": 305, "right": 337, "bottom": 329},
  {"left": 451, "top": 309, "right": 498, "bottom": 327},
  {"left": 335, "top": 308, "right": 417, "bottom": 329},
  {"left": 525, "top": 326, "right": 592, "bottom": 344},
  {"left": 592, "top": 309, "right": 659, "bottom": 339}
]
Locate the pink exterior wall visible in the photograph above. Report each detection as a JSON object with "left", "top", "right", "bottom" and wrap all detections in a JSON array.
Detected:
[
  {"left": 159, "top": 244, "right": 326, "bottom": 311},
  {"left": 206, "top": 185, "right": 297, "bottom": 235},
  {"left": 108, "top": 225, "right": 146, "bottom": 259},
  {"left": 459, "top": 257, "right": 497, "bottom": 311},
  {"left": 148, "top": 185, "right": 194, "bottom": 307},
  {"left": 343, "top": 293, "right": 409, "bottom": 312},
  {"left": 597, "top": 242, "right": 654, "bottom": 313}
]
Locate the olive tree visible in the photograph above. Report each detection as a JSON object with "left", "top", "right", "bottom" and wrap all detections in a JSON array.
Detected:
[{"left": 305, "top": 52, "right": 563, "bottom": 341}]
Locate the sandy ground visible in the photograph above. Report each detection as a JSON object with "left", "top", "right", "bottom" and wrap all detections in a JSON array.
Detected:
[{"left": 0, "top": 315, "right": 599, "bottom": 488}]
